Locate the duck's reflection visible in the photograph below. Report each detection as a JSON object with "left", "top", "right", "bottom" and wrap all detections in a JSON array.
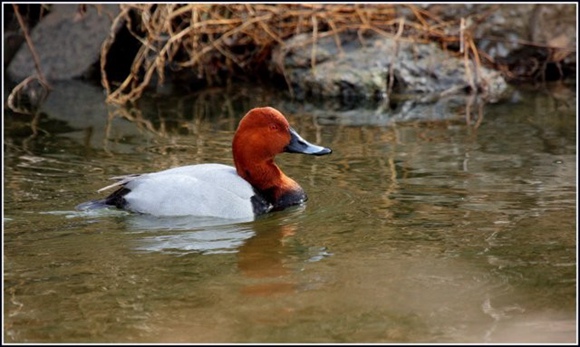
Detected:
[
  {"left": 236, "top": 220, "right": 297, "bottom": 297},
  {"left": 127, "top": 215, "right": 255, "bottom": 254},
  {"left": 124, "top": 207, "right": 318, "bottom": 297}
]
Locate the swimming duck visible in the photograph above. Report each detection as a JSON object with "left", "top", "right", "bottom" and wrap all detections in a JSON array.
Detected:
[{"left": 76, "top": 106, "right": 332, "bottom": 219}]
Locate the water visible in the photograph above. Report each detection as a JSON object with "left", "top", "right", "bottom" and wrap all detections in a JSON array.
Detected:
[{"left": 3, "top": 81, "right": 577, "bottom": 343}]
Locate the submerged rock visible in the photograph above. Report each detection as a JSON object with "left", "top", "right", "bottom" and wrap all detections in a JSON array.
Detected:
[{"left": 272, "top": 31, "right": 509, "bottom": 103}]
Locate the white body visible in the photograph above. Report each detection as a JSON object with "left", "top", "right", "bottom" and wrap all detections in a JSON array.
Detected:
[{"left": 108, "top": 164, "right": 259, "bottom": 219}]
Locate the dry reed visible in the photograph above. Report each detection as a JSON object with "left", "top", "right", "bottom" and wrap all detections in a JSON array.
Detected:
[
  {"left": 10, "top": 4, "right": 574, "bottom": 108},
  {"left": 100, "top": 3, "right": 480, "bottom": 105}
]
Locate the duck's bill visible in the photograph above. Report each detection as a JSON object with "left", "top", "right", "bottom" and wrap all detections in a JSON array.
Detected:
[{"left": 285, "top": 127, "right": 332, "bottom": 156}]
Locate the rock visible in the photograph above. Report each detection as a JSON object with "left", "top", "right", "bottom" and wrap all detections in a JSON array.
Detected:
[
  {"left": 271, "top": 31, "right": 509, "bottom": 102},
  {"left": 421, "top": 4, "right": 576, "bottom": 82},
  {"left": 38, "top": 80, "right": 142, "bottom": 152},
  {"left": 7, "top": 4, "right": 121, "bottom": 82}
]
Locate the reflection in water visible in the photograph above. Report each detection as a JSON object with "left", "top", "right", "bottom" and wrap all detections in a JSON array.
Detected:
[
  {"left": 236, "top": 221, "right": 298, "bottom": 297},
  {"left": 124, "top": 206, "right": 322, "bottom": 298},
  {"left": 127, "top": 215, "right": 255, "bottom": 254},
  {"left": 3, "top": 82, "right": 576, "bottom": 343}
]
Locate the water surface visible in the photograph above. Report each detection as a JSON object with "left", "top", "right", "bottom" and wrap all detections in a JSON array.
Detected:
[{"left": 3, "top": 81, "right": 577, "bottom": 343}]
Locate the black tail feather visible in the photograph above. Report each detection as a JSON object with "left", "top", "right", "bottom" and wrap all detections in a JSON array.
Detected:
[{"left": 76, "top": 187, "right": 131, "bottom": 211}]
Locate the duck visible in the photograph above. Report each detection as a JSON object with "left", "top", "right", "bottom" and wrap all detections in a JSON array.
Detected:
[{"left": 76, "top": 106, "right": 332, "bottom": 219}]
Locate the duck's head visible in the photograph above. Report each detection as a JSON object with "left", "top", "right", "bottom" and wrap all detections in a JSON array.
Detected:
[
  {"left": 233, "top": 107, "right": 331, "bottom": 163},
  {"left": 232, "top": 107, "right": 331, "bottom": 203}
]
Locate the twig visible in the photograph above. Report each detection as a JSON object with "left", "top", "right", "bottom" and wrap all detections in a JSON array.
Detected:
[
  {"left": 311, "top": 14, "right": 318, "bottom": 72},
  {"left": 12, "top": 4, "right": 50, "bottom": 88},
  {"left": 387, "top": 17, "right": 405, "bottom": 96},
  {"left": 6, "top": 75, "right": 50, "bottom": 114}
]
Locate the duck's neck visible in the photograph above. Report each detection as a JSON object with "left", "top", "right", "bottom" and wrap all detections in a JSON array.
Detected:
[{"left": 235, "top": 158, "right": 306, "bottom": 209}]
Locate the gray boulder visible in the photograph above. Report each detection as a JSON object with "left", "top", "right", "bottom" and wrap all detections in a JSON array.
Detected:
[
  {"left": 7, "top": 4, "right": 121, "bottom": 82},
  {"left": 271, "top": 31, "right": 508, "bottom": 102}
]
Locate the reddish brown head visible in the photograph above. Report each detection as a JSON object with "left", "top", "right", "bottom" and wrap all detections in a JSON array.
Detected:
[{"left": 232, "top": 107, "right": 331, "bottom": 210}]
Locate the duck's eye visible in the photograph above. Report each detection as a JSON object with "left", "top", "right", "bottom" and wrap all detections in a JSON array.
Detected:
[{"left": 269, "top": 124, "right": 278, "bottom": 131}]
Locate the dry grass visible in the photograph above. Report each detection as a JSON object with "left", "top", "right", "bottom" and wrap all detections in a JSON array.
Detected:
[
  {"left": 100, "top": 3, "right": 490, "bottom": 105},
  {"left": 8, "top": 4, "right": 574, "bottom": 109}
]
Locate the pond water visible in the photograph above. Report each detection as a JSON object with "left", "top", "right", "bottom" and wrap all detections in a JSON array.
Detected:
[{"left": 3, "top": 80, "right": 577, "bottom": 343}]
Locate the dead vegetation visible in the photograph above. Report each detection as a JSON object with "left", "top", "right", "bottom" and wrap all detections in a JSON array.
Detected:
[
  {"left": 8, "top": 4, "right": 576, "bottom": 108},
  {"left": 99, "top": 3, "right": 498, "bottom": 105}
]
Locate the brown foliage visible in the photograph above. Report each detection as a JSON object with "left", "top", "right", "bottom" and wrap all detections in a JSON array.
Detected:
[
  {"left": 100, "top": 3, "right": 467, "bottom": 105},
  {"left": 10, "top": 4, "right": 574, "bottom": 108}
]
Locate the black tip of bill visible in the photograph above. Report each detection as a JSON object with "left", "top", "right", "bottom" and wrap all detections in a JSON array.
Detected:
[{"left": 285, "top": 127, "right": 332, "bottom": 156}]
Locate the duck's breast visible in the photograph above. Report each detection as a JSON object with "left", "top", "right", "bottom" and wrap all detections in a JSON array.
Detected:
[{"left": 123, "top": 164, "right": 265, "bottom": 219}]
